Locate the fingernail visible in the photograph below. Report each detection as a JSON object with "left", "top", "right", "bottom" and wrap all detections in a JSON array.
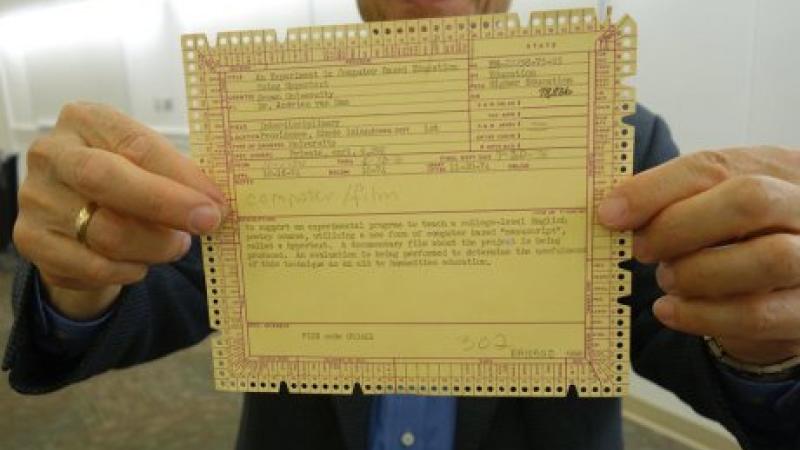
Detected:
[
  {"left": 598, "top": 196, "right": 628, "bottom": 228},
  {"left": 653, "top": 297, "right": 676, "bottom": 326},
  {"left": 655, "top": 263, "right": 675, "bottom": 292},
  {"left": 180, "top": 232, "right": 192, "bottom": 254},
  {"left": 219, "top": 203, "right": 231, "bottom": 219},
  {"left": 189, "top": 205, "right": 221, "bottom": 233},
  {"left": 173, "top": 233, "right": 192, "bottom": 261}
]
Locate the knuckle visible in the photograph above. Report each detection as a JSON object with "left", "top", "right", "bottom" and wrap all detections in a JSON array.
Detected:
[
  {"left": 759, "top": 234, "right": 800, "bottom": 280},
  {"left": 11, "top": 219, "right": 36, "bottom": 257},
  {"left": 27, "top": 136, "right": 56, "bottom": 165},
  {"left": 83, "top": 258, "right": 113, "bottom": 285},
  {"left": 113, "top": 130, "right": 152, "bottom": 165},
  {"left": 730, "top": 175, "right": 781, "bottom": 222},
  {"left": 687, "top": 150, "right": 731, "bottom": 186},
  {"left": 57, "top": 102, "right": 91, "bottom": 127},
  {"left": 16, "top": 183, "right": 38, "bottom": 212},
  {"left": 143, "top": 188, "right": 167, "bottom": 219},
  {"left": 72, "top": 151, "right": 106, "bottom": 195},
  {"left": 13, "top": 223, "right": 54, "bottom": 271},
  {"left": 740, "top": 300, "right": 776, "bottom": 337}
]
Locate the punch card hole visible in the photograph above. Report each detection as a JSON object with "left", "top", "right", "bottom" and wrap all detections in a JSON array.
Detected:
[{"left": 180, "top": 8, "right": 637, "bottom": 398}]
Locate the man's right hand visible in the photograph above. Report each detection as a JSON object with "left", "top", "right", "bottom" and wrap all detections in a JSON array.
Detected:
[{"left": 13, "top": 102, "right": 226, "bottom": 321}]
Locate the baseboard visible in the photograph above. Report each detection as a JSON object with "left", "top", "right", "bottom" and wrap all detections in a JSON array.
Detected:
[{"left": 623, "top": 396, "right": 740, "bottom": 450}]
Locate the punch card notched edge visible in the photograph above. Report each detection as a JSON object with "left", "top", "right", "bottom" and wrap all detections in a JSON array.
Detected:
[{"left": 178, "top": 8, "right": 638, "bottom": 398}]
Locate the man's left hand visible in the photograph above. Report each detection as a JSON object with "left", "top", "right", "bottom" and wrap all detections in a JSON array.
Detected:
[{"left": 599, "top": 146, "right": 800, "bottom": 365}]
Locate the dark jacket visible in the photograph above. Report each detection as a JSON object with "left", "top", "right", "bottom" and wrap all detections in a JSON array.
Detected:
[
  {"left": 3, "top": 106, "right": 796, "bottom": 450},
  {"left": 0, "top": 154, "right": 18, "bottom": 252}
]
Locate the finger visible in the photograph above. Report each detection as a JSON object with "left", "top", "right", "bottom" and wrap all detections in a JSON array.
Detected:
[
  {"left": 656, "top": 234, "right": 800, "bottom": 298},
  {"left": 53, "top": 143, "right": 222, "bottom": 233},
  {"left": 15, "top": 221, "right": 148, "bottom": 290},
  {"left": 636, "top": 175, "right": 800, "bottom": 262},
  {"left": 85, "top": 208, "right": 192, "bottom": 264},
  {"left": 598, "top": 147, "right": 800, "bottom": 231},
  {"left": 652, "top": 289, "right": 800, "bottom": 341},
  {"left": 55, "top": 102, "right": 225, "bottom": 206},
  {"left": 18, "top": 174, "right": 192, "bottom": 264},
  {"left": 15, "top": 168, "right": 80, "bottom": 234}
]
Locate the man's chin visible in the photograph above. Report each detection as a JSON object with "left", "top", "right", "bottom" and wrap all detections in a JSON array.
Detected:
[
  {"left": 363, "top": 0, "right": 478, "bottom": 22},
  {"left": 399, "top": 0, "right": 475, "bottom": 18}
]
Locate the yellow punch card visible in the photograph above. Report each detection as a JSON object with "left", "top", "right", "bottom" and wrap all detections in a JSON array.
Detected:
[{"left": 182, "top": 8, "right": 636, "bottom": 397}]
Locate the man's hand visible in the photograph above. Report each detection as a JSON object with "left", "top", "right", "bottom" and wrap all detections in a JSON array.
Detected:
[
  {"left": 599, "top": 147, "right": 800, "bottom": 365},
  {"left": 13, "top": 102, "right": 226, "bottom": 321}
]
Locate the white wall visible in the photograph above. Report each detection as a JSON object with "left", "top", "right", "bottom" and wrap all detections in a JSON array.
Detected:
[
  {"left": 747, "top": 0, "right": 800, "bottom": 146},
  {"left": 514, "top": 0, "right": 800, "bottom": 152},
  {"left": 0, "top": 0, "right": 798, "bottom": 443},
  {"left": 0, "top": 0, "right": 316, "bottom": 152},
  {"left": 25, "top": 40, "right": 131, "bottom": 123},
  {"left": 0, "top": 71, "right": 10, "bottom": 154},
  {"left": 2, "top": 0, "right": 798, "bottom": 155}
]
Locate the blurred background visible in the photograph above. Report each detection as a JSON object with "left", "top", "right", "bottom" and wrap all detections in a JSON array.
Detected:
[{"left": 0, "top": 0, "right": 798, "bottom": 449}]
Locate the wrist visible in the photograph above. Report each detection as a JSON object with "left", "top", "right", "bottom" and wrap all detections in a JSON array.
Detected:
[
  {"left": 706, "top": 337, "right": 800, "bottom": 382},
  {"left": 714, "top": 336, "right": 800, "bottom": 365},
  {"left": 42, "top": 283, "right": 121, "bottom": 321}
]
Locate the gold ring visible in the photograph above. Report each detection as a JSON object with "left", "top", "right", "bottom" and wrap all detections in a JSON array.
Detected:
[{"left": 75, "top": 202, "right": 98, "bottom": 245}]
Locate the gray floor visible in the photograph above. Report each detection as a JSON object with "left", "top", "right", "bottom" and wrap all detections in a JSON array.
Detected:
[{"left": 0, "top": 252, "right": 695, "bottom": 450}]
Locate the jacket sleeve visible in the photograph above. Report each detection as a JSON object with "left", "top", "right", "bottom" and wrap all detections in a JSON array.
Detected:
[
  {"left": 2, "top": 237, "right": 211, "bottom": 394},
  {"left": 626, "top": 105, "right": 799, "bottom": 450}
]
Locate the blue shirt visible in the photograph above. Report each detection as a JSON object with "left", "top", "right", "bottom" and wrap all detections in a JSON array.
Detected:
[
  {"left": 369, "top": 395, "right": 456, "bottom": 450},
  {"left": 29, "top": 273, "right": 800, "bottom": 449}
]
